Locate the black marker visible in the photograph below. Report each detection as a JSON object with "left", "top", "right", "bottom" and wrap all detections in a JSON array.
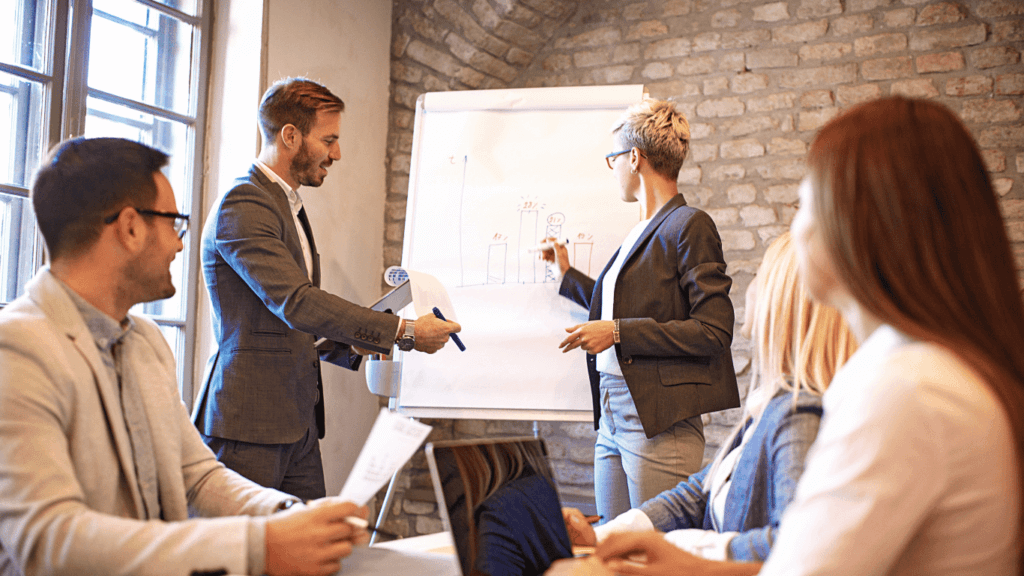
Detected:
[{"left": 432, "top": 306, "right": 466, "bottom": 352}]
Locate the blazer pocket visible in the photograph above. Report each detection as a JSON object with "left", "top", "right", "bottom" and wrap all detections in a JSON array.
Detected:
[
  {"left": 231, "top": 347, "right": 293, "bottom": 355},
  {"left": 658, "top": 357, "right": 712, "bottom": 386},
  {"left": 250, "top": 329, "right": 286, "bottom": 337}
]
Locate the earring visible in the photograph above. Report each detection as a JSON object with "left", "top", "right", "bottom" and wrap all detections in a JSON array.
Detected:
[{"left": 630, "top": 166, "right": 637, "bottom": 174}]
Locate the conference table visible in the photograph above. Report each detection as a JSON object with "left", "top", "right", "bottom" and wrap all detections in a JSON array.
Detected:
[{"left": 338, "top": 531, "right": 460, "bottom": 575}]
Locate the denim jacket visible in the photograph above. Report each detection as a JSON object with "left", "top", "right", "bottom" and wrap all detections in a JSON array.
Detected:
[{"left": 639, "top": 391, "right": 823, "bottom": 561}]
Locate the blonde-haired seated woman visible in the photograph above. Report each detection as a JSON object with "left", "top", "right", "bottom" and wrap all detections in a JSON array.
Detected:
[{"left": 563, "top": 231, "right": 856, "bottom": 561}]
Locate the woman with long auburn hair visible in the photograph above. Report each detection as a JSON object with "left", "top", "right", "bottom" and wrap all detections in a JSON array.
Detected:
[{"left": 547, "top": 97, "right": 1024, "bottom": 576}]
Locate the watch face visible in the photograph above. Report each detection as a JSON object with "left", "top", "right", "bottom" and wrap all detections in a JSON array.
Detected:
[{"left": 397, "top": 337, "right": 415, "bottom": 352}]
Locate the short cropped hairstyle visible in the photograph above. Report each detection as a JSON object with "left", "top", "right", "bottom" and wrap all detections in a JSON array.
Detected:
[
  {"left": 610, "top": 98, "right": 690, "bottom": 180},
  {"left": 31, "top": 137, "right": 169, "bottom": 260},
  {"left": 258, "top": 77, "right": 345, "bottom": 142}
]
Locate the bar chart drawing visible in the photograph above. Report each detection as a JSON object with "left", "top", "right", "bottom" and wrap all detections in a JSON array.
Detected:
[
  {"left": 544, "top": 213, "right": 565, "bottom": 283},
  {"left": 486, "top": 243, "right": 507, "bottom": 284},
  {"left": 571, "top": 240, "right": 594, "bottom": 277},
  {"left": 517, "top": 209, "right": 539, "bottom": 284}
]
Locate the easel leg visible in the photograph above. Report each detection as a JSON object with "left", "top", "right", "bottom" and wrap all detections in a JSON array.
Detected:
[{"left": 370, "top": 452, "right": 404, "bottom": 545}]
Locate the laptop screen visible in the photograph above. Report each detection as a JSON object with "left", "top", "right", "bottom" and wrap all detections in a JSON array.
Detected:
[{"left": 426, "top": 437, "right": 574, "bottom": 576}]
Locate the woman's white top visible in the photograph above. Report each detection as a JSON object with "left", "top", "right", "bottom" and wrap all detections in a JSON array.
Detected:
[
  {"left": 597, "top": 217, "right": 651, "bottom": 376},
  {"left": 760, "top": 324, "right": 1020, "bottom": 576}
]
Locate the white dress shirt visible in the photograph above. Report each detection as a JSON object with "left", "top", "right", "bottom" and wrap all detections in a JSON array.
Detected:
[
  {"left": 761, "top": 324, "right": 1019, "bottom": 576},
  {"left": 255, "top": 160, "right": 313, "bottom": 281},
  {"left": 596, "top": 217, "right": 651, "bottom": 375}
]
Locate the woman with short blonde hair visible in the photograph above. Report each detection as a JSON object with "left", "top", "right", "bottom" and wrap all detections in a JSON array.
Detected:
[{"left": 545, "top": 99, "right": 740, "bottom": 521}]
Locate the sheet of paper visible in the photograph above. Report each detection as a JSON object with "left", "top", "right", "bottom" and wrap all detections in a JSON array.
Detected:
[
  {"left": 338, "top": 408, "right": 433, "bottom": 505},
  {"left": 384, "top": 266, "right": 458, "bottom": 321}
]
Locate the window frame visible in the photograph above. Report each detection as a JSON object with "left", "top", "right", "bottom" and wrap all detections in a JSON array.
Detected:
[{"left": 0, "top": 0, "right": 212, "bottom": 403}]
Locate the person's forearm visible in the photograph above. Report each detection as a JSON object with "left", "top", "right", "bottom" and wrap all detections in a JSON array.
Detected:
[{"left": 706, "top": 561, "right": 762, "bottom": 575}]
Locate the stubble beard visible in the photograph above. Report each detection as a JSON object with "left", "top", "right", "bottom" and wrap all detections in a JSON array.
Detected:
[{"left": 291, "top": 140, "right": 327, "bottom": 188}]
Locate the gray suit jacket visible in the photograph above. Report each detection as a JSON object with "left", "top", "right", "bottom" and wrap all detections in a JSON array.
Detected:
[
  {"left": 0, "top": 270, "right": 288, "bottom": 576},
  {"left": 560, "top": 194, "right": 740, "bottom": 438},
  {"left": 193, "top": 165, "right": 400, "bottom": 444}
]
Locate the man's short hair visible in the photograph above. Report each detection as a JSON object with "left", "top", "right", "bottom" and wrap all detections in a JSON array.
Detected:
[
  {"left": 31, "top": 137, "right": 169, "bottom": 260},
  {"left": 258, "top": 78, "right": 345, "bottom": 142}
]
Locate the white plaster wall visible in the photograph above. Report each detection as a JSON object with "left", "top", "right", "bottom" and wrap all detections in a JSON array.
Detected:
[
  {"left": 194, "top": 0, "right": 266, "bottom": 404},
  {"left": 198, "top": 0, "right": 394, "bottom": 496}
]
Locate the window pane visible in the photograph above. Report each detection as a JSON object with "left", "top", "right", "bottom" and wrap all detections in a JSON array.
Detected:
[
  {"left": 88, "top": 0, "right": 196, "bottom": 115},
  {"left": 153, "top": 322, "right": 185, "bottom": 381},
  {"left": 0, "top": 0, "right": 50, "bottom": 72},
  {"left": 151, "top": 0, "right": 198, "bottom": 18},
  {"left": 0, "top": 192, "right": 39, "bottom": 304},
  {"left": 0, "top": 71, "right": 46, "bottom": 188},
  {"left": 84, "top": 96, "right": 192, "bottom": 320}
]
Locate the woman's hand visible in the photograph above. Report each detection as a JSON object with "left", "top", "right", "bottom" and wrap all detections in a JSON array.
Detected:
[
  {"left": 595, "top": 532, "right": 761, "bottom": 576},
  {"left": 545, "top": 556, "right": 615, "bottom": 576},
  {"left": 538, "top": 236, "right": 570, "bottom": 276},
  {"left": 563, "top": 507, "right": 598, "bottom": 546},
  {"left": 560, "top": 321, "right": 615, "bottom": 354}
]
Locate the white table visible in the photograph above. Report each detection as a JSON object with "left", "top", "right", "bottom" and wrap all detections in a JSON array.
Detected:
[{"left": 336, "top": 532, "right": 460, "bottom": 575}]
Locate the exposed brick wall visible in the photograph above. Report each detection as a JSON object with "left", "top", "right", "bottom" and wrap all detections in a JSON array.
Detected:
[{"left": 378, "top": 0, "right": 1024, "bottom": 537}]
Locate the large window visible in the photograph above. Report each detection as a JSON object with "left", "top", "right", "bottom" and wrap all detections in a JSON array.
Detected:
[{"left": 0, "top": 0, "right": 210, "bottom": 397}]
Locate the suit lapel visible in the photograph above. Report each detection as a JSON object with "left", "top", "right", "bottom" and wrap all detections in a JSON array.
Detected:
[
  {"left": 618, "top": 193, "right": 688, "bottom": 272},
  {"left": 26, "top": 271, "right": 145, "bottom": 518},
  {"left": 248, "top": 165, "right": 316, "bottom": 283}
]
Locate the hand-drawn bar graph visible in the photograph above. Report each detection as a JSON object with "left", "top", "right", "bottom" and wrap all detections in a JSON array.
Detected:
[
  {"left": 517, "top": 209, "right": 539, "bottom": 284},
  {"left": 487, "top": 243, "right": 507, "bottom": 284}
]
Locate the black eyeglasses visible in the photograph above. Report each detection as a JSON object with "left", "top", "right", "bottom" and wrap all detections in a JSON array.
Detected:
[{"left": 104, "top": 208, "right": 190, "bottom": 239}]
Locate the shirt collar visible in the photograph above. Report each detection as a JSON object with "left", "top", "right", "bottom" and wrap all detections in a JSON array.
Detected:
[
  {"left": 53, "top": 278, "right": 133, "bottom": 354},
  {"left": 255, "top": 159, "right": 303, "bottom": 216}
]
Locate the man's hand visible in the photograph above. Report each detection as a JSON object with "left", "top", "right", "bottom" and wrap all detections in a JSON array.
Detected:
[
  {"left": 563, "top": 507, "right": 598, "bottom": 546},
  {"left": 264, "top": 499, "right": 370, "bottom": 576},
  {"left": 559, "top": 321, "right": 615, "bottom": 354},
  {"left": 413, "top": 313, "right": 461, "bottom": 353},
  {"left": 538, "top": 236, "right": 570, "bottom": 276}
]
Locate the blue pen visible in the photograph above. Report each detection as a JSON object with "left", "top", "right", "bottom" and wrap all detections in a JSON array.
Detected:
[{"left": 432, "top": 306, "right": 466, "bottom": 352}]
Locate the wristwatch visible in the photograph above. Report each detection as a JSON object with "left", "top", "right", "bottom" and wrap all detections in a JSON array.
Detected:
[
  {"left": 396, "top": 319, "right": 416, "bottom": 352},
  {"left": 275, "top": 498, "right": 303, "bottom": 512}
]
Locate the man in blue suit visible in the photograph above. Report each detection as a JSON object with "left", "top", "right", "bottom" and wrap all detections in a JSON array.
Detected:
[{"left": 193, "top": 78, "right": 459, "bottom": 500}]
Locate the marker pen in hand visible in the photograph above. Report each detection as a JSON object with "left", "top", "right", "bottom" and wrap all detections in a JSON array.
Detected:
[
  {"left": 344, "top": 515, "right": 402, "bottom": 540},
  {"left": 432, "top": 306, "right": 466, "bottom": 351},
  {"left": 527, "top": 239, "right": 570, "bottom": 253}
]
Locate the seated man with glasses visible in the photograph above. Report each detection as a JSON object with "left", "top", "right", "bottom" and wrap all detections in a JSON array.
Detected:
[
  {"left": 104, "top": 207, "right": 190, "bottom": 239},
  {"left": 0, "top": 137, "right": 370, "bottom": 576}
]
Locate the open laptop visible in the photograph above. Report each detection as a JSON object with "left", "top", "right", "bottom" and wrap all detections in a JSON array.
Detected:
[{"left": 425, "top": 437, "right": 574, "bottom": 576}]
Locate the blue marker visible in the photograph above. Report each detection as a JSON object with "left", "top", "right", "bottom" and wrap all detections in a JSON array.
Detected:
[{"left": 432, "top": 306, "right": 466, "bottom": 352}]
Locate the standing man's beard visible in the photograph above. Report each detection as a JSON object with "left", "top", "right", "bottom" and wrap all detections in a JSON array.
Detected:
[{"left": 290, "top": 139, "right": 329, "bottom": 187}]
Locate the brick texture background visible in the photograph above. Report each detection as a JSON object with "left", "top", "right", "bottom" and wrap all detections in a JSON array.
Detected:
[{"left": 376, "top": 0, "right": 1024, "bottom": 537}]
